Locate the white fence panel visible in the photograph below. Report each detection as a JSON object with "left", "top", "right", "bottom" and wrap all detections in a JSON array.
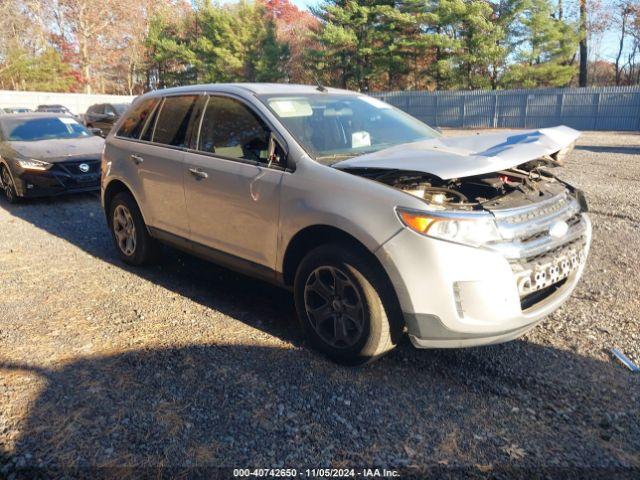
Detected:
[
  {"left": 0, "top": 90, "right": 137, "bottom": 116},
  {"left": 373, "top": 86, "right": 640, "bottom": 131}
]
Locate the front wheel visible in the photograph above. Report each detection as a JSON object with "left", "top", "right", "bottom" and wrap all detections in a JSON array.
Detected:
[
  {"left": 108, "top": 192, "right": 159, "bottom": 265},
  {"left": 1, "top": 165, "right": 19, "bottom": 204},
  {"left": 294, "top": 244, "right": 401, "bottom": 365}
]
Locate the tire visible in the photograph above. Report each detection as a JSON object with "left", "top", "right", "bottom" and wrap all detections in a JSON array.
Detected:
[
  {"left": 1, "top": 165, "right": 19, "bottom": 204},
  {"left": 294, "top": 243, "right": 402, "bottom": 365},
  {"left": 108, "top": 191, "right": 159, "bottom": 265}
]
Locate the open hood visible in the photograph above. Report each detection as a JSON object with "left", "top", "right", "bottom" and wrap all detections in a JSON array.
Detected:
[{"left": 333, "top": 126, "right": 580, "bottom": 180}]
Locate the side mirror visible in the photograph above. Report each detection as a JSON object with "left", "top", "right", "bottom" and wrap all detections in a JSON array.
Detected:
[
  {"left": 89, "top": 128, "right": 103, "bottom": 137},
  {"left": 105, "top": 111, "right": 116, "bottom": 118},
  {"left": 267, "top": 133, "right": 288, "bottom": 170}
]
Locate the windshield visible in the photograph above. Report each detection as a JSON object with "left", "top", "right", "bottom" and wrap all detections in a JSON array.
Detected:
[
  {"left": 113, "top": 104, "right": 129, "bottom": 115},
  {"left": 259, "top": 93, "right": 439, "bottom": 163},
  {"left": 2, "top": 117, "right": 91, "bottom": 141}
]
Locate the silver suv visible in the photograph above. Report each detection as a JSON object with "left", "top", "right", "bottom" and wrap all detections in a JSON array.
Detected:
[{"left": 101, "top": 84, "right": 591, "bottom": 365}]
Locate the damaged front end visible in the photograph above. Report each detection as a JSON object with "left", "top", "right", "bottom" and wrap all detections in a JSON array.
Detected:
[{"left": 335, "top": 130, "right": 590, "bottom": 311}]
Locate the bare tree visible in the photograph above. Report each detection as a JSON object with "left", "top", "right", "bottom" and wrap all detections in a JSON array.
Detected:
[{"left": 47, "top": 0, "right": 130, "bottom": 93}]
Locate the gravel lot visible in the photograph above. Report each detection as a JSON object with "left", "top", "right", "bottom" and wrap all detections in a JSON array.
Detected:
[{"left": 0, "top": 131, "right": 639, "bottom": 477}]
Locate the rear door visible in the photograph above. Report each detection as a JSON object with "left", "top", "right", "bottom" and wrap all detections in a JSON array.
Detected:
[
  {"left": 111, "top": 95, "right": 199, "bottom": 238},
  {"left": 135, "top": 95, "right": 200, "bottom": 238},
  {"left": 182, "top": 95, "right": 284, "bottom": 269}
]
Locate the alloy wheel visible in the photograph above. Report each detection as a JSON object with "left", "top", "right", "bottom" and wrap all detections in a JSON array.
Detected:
[
  {"left": 1, "top": 167, "right": 15, "bottom": 202},
  {"left": 113, "top": 204, "right": 137, "bottom": 256},
  {"left": 303, "top": 266, "right": 365, "bottom": 348}
]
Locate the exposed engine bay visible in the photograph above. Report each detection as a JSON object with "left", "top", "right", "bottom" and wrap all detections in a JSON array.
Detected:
[{"left": 340, "top": 160, "right": 573, "bottom": 212}]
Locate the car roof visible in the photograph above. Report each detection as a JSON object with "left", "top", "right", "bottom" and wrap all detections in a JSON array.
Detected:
[{"left": 141, "top": 83, "right": 358, "bottom": 99}]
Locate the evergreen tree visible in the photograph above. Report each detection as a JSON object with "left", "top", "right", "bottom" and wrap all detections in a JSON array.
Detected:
[
  {"left": 503, "top": 0, "right": 578, "bottom": 87},
  {"left": 456, "top": 0, "right": 507, "bottom": 89},
  {"left": 145, "top": 0, "right": 290, "bottom": 87}
]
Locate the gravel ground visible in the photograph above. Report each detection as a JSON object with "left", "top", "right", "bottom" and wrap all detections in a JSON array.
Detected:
[{"left": 0, "top": 131, "right": 639, "bottom": 477}]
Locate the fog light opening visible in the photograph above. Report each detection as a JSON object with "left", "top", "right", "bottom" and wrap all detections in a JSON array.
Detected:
[{"left": 453, "top": 282, "right": 465, "bottom": 319}]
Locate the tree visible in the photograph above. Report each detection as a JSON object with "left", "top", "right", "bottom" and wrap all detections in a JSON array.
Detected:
[
  {"left": 456, "top": 0, "right": 507, "bottom": 89},
  {"left": 310, "top": 0, "right": 428, "bottom": 91},
  {"left": 579, "top": 0, "right": 588, "bottom": 86},
  {"left": 47, "top": 0, "right": 131, "bottom": 93},
  {"left": 614, "top": 1, "right": 636, "bottom": 84},
  {"left": 145, "top": 0, "right": 289, "bottom": 88},
  {"left": 0, "top": 0, "right": 76, "bottom": 91},
  {"left": 309, "top": 0, "right": 375, "bottom": 90},
  {"left": 261, "top": 0, "right": 318, "bottom": 83},
  {"left": 503, "top": 0, "right": 578, "bottom": 88}
]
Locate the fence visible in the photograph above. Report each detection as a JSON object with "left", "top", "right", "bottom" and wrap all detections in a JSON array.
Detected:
[
  {"left": 0, "top": 90, "right": 136, "bottom": 116},
  {"left": 372, "top": 86, "right": 640, "bottom": 131}
]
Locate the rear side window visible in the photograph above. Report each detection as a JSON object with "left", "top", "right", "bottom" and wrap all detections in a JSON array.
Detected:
[
  {"left": 198, "top": 96, "right": 270, "bottom": 163},
  {"left": 117, "top": 98, "right": 158, "bottom": 139},
  {"left": 152, "top": 95, "right": 198, "bottom": 147}
]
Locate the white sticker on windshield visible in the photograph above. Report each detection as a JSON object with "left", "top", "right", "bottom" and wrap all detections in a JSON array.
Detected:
[
  {"left": 352, "top": 131, "right": 371, "bottom": 148},
  {"left": 59, "top": 117, "right": 78, "bottom": 125},
  {"left": 269, "top": 99, "right": 313, "bottom": 118},
  {"left": 358, "top": 96, "right": 392, "bottom": 109}
]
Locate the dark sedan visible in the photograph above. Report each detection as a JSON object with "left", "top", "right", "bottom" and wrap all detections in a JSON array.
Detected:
[{"left": 0, "top": 113, "right": 104, "bottom": 203}]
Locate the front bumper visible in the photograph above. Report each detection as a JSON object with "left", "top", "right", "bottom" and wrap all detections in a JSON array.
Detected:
[
  {"left": 11, "top": 160, "right": 101, "bottom": 198},
  {"left": 376, "top": 214, "right": 592, "bottom": 348}
]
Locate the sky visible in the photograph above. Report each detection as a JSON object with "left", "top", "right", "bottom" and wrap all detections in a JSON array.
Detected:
[{"left": 290, "top": 0, "right": 319, "bottom": 9}]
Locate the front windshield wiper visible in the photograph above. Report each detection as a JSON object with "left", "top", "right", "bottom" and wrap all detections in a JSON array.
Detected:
[{"left": 315, "top": 153, "right": 361, "bottom": 162}]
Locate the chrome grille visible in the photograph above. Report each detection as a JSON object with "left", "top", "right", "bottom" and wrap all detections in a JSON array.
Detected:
[
  {"left": 52, "top": 159, "right": 101, "bottom": 175},
  {"left": 487, "top": 191, "right": 589, "bottom": 301}
]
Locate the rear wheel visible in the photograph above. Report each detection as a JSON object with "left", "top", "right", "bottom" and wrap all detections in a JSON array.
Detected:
[
  {"left": 1, "top": 165, "right": 19, "bottom": 204},
  {"left": 108, "top": 192, "right": 159, "bottom": 265},
  {"left": 294, "top": 243, "right": 401, "bottom": 365}
]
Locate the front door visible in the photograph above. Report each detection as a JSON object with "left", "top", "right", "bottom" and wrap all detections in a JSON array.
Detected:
[{"left": 183, "top": 95, "right": 283, "bottom": 269}]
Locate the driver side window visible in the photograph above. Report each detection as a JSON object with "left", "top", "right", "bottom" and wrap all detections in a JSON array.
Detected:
[{"left": 198, "top": 96, "right": 270, "bottom": 163}]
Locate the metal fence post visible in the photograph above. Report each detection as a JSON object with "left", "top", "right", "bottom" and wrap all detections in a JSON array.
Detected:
[
  {"left": 461, "top": 95, "right": 466, "bottom": 128},
  {"left": 523, "top": 94, "right": 530, "bottom": 129},
  {"left": 492, "top": 93, "right": 498, "bottom": 128},
  {"left": 595, "top": 92, "right": 601, "bottom": 130},
  {"left": 557, "top": 93, "right": 565, "bottom": 124},
  {"left": 434, "top": 93, "right": 439, "bottom": 127}
]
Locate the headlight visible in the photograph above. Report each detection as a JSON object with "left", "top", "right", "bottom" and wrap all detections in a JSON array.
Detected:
[
  {"left": 397, "top": 208, "right": 502, "bottom": 247},
  {"left": 17, "top": 159, "right": 52, "bottom": 171}
]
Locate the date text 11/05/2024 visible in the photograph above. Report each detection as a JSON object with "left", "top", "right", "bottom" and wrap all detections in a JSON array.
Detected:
[{"left": 232, "top": 468, "right": 400, "bottom": 477}]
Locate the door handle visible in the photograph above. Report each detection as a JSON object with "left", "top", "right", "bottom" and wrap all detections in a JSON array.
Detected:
[
  {"left": 130, "top": 154, "right": 144, "bottom": 165},
  {"left": 189, "top": 168, "right": 208, "bottom": 179}
]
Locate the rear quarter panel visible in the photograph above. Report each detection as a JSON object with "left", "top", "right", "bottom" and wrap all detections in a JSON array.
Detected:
[{"left": 102, "top": 137, "right": 149, "bottom": 222}]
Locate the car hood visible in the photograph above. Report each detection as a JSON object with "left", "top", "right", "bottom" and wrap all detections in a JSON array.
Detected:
[
  {"left": 332, "top": 126, "right": 580, "bottom": 179},
  {"left": 8, "top": 136, "right": 105, "bottom": 162}
]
